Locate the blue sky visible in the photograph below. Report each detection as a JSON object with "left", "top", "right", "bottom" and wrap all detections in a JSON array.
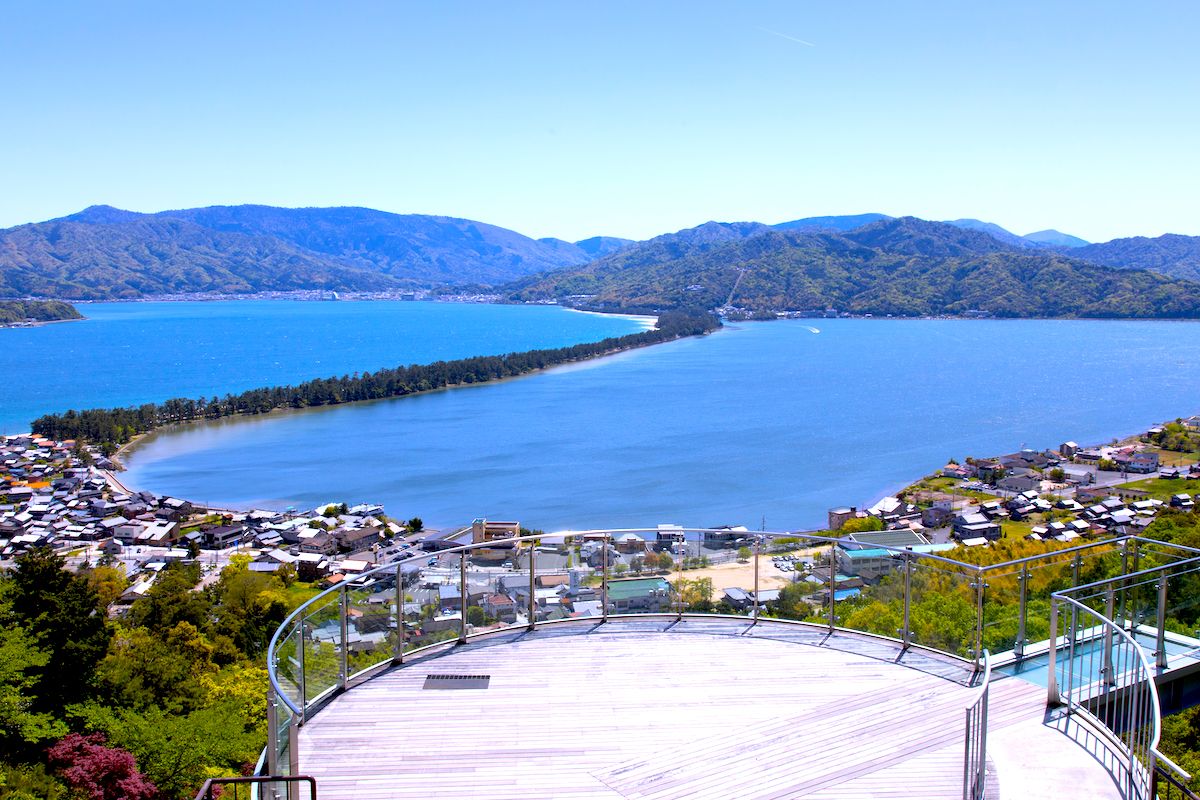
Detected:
[{"left": 3, "top": 1, "right": 1197, "bottom": 243}]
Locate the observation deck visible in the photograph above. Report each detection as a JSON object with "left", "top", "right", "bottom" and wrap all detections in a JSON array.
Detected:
[
  {"left": 296, "top": 618, "right": 1118, "bottom": 800},
  {"left": 260, "top": 529, "right": 1200, "bottom": 800}
]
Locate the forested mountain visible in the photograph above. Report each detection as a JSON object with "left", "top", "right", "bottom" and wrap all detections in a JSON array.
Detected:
[
  {"left": 1069, "top": 234, "right": 1200, "bottom": 283},
  {"left": 508, "top": 217, "right": 1200, "bottom": 318},
  {"left": 0, "top": 205, "right": 601, "bottom": 299},
  {"left": 575, "top": 235, "right": 635, "bottom": 258},
  {"left": 773, "top": 213, "right": 892, "bottom": 232},
  {"left": 0, "top": 216, "right": 404, "bottom": 300},
  {"left": 149, "top": 205, "right": 593, "bottom": 283},
  {"left": 942, "top": 218, "right": 1038, "bottom": 249},
  {"left": 1024, "top": 229, "right": 1089, "bottom": 248},
  {"left": 4, "top": 203, "right": 1197, "bottom": 303},
  {"left": 0, "top": 299, "right": 82, "bottom": 324}
]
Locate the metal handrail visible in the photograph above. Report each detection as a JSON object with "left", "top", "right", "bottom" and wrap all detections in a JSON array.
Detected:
[
  {"left": 263, "top": 527, "right": 1200, "bottom": 786},
  {"left": 963, "top": 650, "right": 991, "bottom": 800},
  {"left": 1058, "top": 556, "right": 1200, "bottom": 599},
  {"left": 1154, "top": 754, "right": 1198, "bottom": 799},
  {"left": 266, "top": 526, "right": 990, "bottom": 718},
  {"left": 193, "top": 775, "right": 316, "bottom": 800},
  {"left": 1048, "top": 594, "right": 1168, "bottom": 799}
]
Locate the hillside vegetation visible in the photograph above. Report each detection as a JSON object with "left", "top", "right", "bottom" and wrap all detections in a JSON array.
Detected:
[
  {"left": 1070, "top": 233, "right": 1200, "bottom": 282},
  {"left": 509, "top": 217, "right": 1200, "bottom": 318},
  {"left": 0, "top": 300, "right": 83, "bottom": 324},
  {"left": 0, "top": 205, "right": 604, "bottom": 299}
]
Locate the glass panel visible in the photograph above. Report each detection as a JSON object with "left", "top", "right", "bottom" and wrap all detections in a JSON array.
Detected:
[
  {"left": 271, "top": 623, "right": 303, "bottom": 717},
  {"left": 463, "top": 542, "right": 531, "bottom": 632},
  {"left": 973, "top": 564, "right": 1014, "bottom": 656},
  {"left": 606, "top": 529, "right": 672, "bottom": 615},
  {"left": 301, "top": 590, "right": 344, "bottom": 705},
  {"left": 905, "top": 558, "right": 977, "bottom": 658},
  {"left": 403, "top": 549, "right": 463, "bottom": 652},
  {"left": 343, "top": 571, "right": 394, "bottom": 677},
  {"left": 274, "top": 699, "right": 292, "bottom": 780}
]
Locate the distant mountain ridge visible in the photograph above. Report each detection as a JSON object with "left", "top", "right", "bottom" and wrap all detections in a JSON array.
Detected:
[
  {"left": 0, "top": 205, "right": 618, "bottom": 299},
  {"left": 2, "top": 203, "right": 1198, "bottom": 301},
  {"left": 1066, "top": 235, "right": 1200, "bottom": 283},
  {"left": 507, "top": 216, "right": 1200, "bottom": 319}
]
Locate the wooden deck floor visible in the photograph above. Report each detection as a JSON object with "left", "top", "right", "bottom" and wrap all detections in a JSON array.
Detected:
[{"left": 296, "top": 618, "right": 1124, "bottom": 800}]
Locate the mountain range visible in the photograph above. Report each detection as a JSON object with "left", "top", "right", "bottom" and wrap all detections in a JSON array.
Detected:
[
  {"left": 508, "top": 216, "right": 1200, "bottom": 319},
  {"left": 1, "top": 205, "right": 1199, "bottom": 312},
  {"left": 0, "top": 205, "right": 624, "bottom": 299}
]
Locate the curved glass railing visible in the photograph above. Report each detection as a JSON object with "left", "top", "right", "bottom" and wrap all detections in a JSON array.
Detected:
[{"left": 263, "top": 529, "right": 1200, "bottom": 797}]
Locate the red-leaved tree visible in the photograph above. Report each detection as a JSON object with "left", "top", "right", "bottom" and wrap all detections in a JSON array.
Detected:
[{"left": 47, "top": 732, "right": 158, "bottom": 800}]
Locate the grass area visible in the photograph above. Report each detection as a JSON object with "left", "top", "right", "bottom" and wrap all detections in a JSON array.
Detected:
[
  {"left": 1116, "top": 476, "right": 1197, "bottom": 501},
  {"left": 906, "top": 475, "right": 1001, "bottom": 504},
  {"left": 282, "top": 581, "right": 325, "bottom": 610},
  {"left": 1147, "top": 447, "right": 1200, "bottom": 468},
  {"left": 1000, "top": 519, "right": 1035, "bottom": 541}
]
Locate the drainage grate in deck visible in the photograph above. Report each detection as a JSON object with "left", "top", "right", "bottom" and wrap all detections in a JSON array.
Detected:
[{"left": 423, "top": 674, "right": 491, "bottom": 690}]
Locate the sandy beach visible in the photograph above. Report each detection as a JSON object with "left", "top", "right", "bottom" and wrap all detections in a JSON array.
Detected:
[{"left": 670, "top": 549, "right": 819, "bottom": 592}]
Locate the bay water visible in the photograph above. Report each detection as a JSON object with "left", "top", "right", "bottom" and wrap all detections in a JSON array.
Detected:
[{"left": 101, "top": 312, "right": 1200, "bottom": 532}]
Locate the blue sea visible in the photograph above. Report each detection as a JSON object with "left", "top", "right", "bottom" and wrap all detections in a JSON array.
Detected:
[
  {"left": 8, "top": 302, "right": 1200, "bottom": 531},
  {"left": 0, "top": 300, "right": 646, "bottom": 434}
]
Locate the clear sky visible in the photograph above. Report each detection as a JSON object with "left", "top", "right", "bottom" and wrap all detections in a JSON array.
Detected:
[{"left": 3, "top": 1, "right": 1197, "bottom": 243}]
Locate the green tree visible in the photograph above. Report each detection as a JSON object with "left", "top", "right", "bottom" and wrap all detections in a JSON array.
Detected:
[
  {"left": 80, "top": 565, "right": 128, "bottom": 610},
  {"left": 5, "top": 548, "right": 111, "bottom": 716},
  {"left": 466, "top": 606, "right": 487, "bottom": 627},
  {"left": 736, "top": 547, "right": 752, "bottom": 562},
  {"left": 97, "top": 623, "right": 217, "bottom": 714},
  {"left": 0, "top": 596, "right": 65, "bottom": 751},
  {"left": 76, "top": 704, "right": 259, "bottom": 800},
  {"left": 127, "top": 562, "right": 209, "bottom": 634},
  {"left": 406, "top": 517, "right": 424, "bottom": 533},
  {"left": 840, "top": 516, "right": 885, "bottom": 533}
]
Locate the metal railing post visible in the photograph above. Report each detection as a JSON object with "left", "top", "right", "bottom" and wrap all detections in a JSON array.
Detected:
[
  {"left": 900, "top": 553, "right": 912, "bottom": 648},
  {"left": 676, "top": 533, "right": 685, "bottom": 620},
  {"left": 827, "top": 544, "right": 836, "bottom": 632},
  {"left": 962, "top": 707, "right": 973, "bottom": 800},
  {"left": 1119, "top": 542, "right": 1130, "bottom": 629},
  {"left": 527, "top": 543, "right": 537, "bottom": 630},
  {"left": 1047, "top": 597, "right": 1060, "bottom": 705},
  {"left": 1103, "top": 585, "right": 1116, "bottom": 686},
  {"left": 458, "top": 551, "right": 468, "bottom": 644},
  {"left": 978, "top": 676, "right": 989, "bottom": 798},
  {"left": 1131, "top": 539, "right": 1141, "bottom": 626},
  {"left": 601, "top": 534, "right": 609, "bottom": 622},
  {"left": 287, "top": 724, "right": 300, "bottom": 795},
  {"left": 266, "top": 686, "right": 279, "bottom": 775},
  {"left": 1072, "top": 553, "right": 1082, "bottom": 587},
  {"left": 297, "top": 621, "right": 307, "bottom": 721},
  {"left": 338, "top": 588, "right": 349, "bottom": 690},
  {"left": 1156, "top": 572, "right": 1169, "bottom": 670},
  {"left": 973, "top": 574, "right": 985, "bottom": 670},
  {"left": 1015, "top": 566, "right": 1029, "bottom": 660},
  {"left": 752, "top": 536, "right": 761, "bottom": 623},
  {"left": 394, "top": 562, "right": 405, "bottom": 663}
]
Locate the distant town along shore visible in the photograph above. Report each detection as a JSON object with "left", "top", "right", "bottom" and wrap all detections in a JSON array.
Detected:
[{"left": 3, "top": 415, "right": 1197, "bottom": 612}]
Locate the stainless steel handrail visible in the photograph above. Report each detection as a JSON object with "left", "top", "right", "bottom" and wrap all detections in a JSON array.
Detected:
[
  {"left": 1048, "top": 593, "right": 1178, "bottom": 799},
  {"left": 263, "top": 528, "right": 1199, "bottom": 786},
  {"left": 963, "top": 650, "right": 991, "bottom": 800}
]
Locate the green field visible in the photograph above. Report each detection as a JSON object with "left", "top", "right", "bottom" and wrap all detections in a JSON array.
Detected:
[{"left": 1117, "top": 476, "right": 1197, "bottom": 501}]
